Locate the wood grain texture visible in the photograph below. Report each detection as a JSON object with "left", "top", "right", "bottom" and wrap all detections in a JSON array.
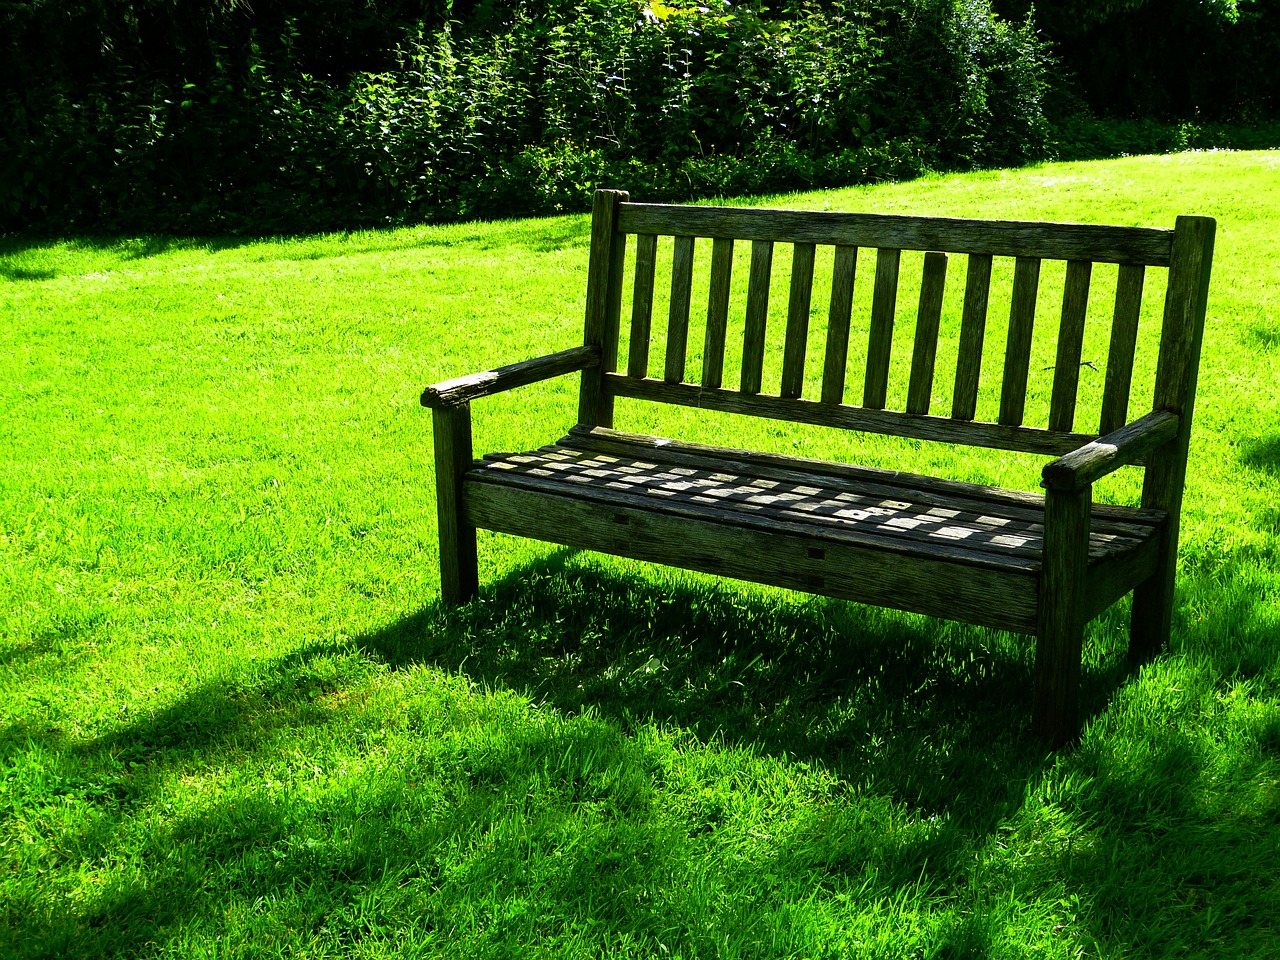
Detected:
[
  {"left": 702, "top": 237, "right": 734, "bottom": 388},
  {"left": 567, "top": 425, "right": 1164, "bottom": 526},
  {"left": 907, "top": 251, "right": 948, "bottom": 415},
  {"left": 664, "top": 234, "right": 696, "bottom": 383},
  {"left": 821, "top": 245, "right": 858, "bottom": 404},
  {"left": 617, "top": 203, "right": 1174, "bottom": 265},
  {"left": 781, "top": 242, "right": 817, "bottom": 398},
  {"left": 603, "top": 374, "right": 1105, "bottom": 457},
  {"left": 741, "top": 240, "right": 775, "bottom": 394},
  {"left": 421, "top": 345, "right": 602, "bottom": 408},
  {"left": 863, "top": 247, "right": 901, "bottom": 409},
  {"left": 1042, "top": 409, "right": 1178, "bottom": 492},
  {"left": 464, "top": 473, "right": 1040, "bottom": 633},
  {"left": 1049, "top": 260, "right": 1093, "bottom": 432},
  {"left": 951, "top": 253, "right": 993, "bottom": 421},
  {"left": 627, "top": 233, "right": 658, "bottom": 378},
  {"left": 999, "top": 256, "right": 1042, "bottom": 427},
  {"left": 1100, "top": 263, "right": 1146, "bottom": 434},
  {"left": 1130, "top": 215, "right": 1216, "bottom": 663},
  {"left": 1033, "top": 485, "right": 1092, "bottom": 745},
  {"left": 432, "top": 404, "right": 478, "bottom": 605},
  {"left": 578, "top": 189, "right": 627, "bottom": 426}
]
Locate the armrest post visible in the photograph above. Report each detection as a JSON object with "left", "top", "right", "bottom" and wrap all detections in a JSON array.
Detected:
[
  {"left": 432, "top": 403, "right": 478, "bottom": 605},
  {"left": 1034, "top": 484, "right": 1092, "bottom": 746}
]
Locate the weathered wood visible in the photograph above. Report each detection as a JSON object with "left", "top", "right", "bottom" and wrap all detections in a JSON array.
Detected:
[
  {"left": 1033, "top": 486, "right": 1092, "bottom": 746},
  {"left": 863, "top": 248, "right": 901, "bottom": 409},
  {"left": 604, "top": 374, "right": 1104, "bottom": 457},
  {"left": 424, "top": 191, "right": 1214, "bottom": 748},
  {"left": 907, "top": 251, "right": 948, "bottom": 415},
  {"left": 617, "top": 203, "right": 1174, "bottom": 265},
  {"left": 821, "top": 245, "right": 858, "bottom": 404},
  {"left": 1099, "top": 263, "right": 1146, "bottom": 434},
  {"left": 464, "top": 474, "right": 1040, "bottom": 633},
  {"left": 741, "top": 240, "right": 775, "bottom": 394},
  {"left": 781, "top": 242, "right": 817, "bottom": 398},
  {"left": 1049, "top": 260, "right": 1093, "bottom": 432},
  {"left": 951, "top": 253, "right": 993, "bottom": 421},
  {"left": 627, "top": 233, "right": 659, "bottom": 378},
  {"left": 1130, "top": 215, "right": 1216, "bottom": 663},
  {"left": 1041, "top": 409, "right": 1179, "bottom": 492},
  {"left": 565, "top": 425, "right": 1164, "bottom": 527},
  {"left": 433, "top": 404, "right": 479, "bottom": 605},
  {"left": 999, "top": 257, "right": 1042, "bottom": 427},
  {"left": 578, "top": 189, "right": 628, "bottom": 426},
  {"left": 421, "top": 345, "right": 602, "bottom": 408},
  {"left": 664, "top": 235, "right": 696, "bottom": 383},
  {"left": 702, "top": 237, "right": 734, "bottom": 388}
]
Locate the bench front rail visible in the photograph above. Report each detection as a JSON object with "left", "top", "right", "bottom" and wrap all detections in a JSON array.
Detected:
[{"left": 423, "top": 190, "right": 1215, "bottom": 746}]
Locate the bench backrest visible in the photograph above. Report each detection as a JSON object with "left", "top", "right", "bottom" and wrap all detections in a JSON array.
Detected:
[{"left": 577, "top": 189, "right": 1215, "bottom": 463}]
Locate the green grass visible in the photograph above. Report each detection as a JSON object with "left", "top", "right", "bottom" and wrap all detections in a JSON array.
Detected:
[{"left": 2, "top": 150, "right": 1278, "bottom": 959}]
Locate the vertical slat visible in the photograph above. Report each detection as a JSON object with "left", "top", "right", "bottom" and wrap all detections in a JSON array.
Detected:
[
  {"left": 821, "top": 245, "right": 858, "bottom": 404},
  {"left": 781, "top": 242, "right": 817, "bottom": 398},
  {"left": 432, "top": 404, "right": 478, "bottom": 606},
  {"left": 702, "top": 237, "right": 734, "bottom": 389},
  {"left": 951, "top": 253, "right": 993, "bottom": 421},
  {"left": 664, "top": 235, "right": 696, "bottom": 383},
  {"left": 863, "top": 247, "right": 901, "bottom": 409},
  {"left": 627, "top": 233, "right": 658, "bottom": 378},
  {"left": 906, "top": 251, "right": 948, "bottom": 415},
  {"left": 1130, "top": 215, "right": 1215, "bottom": 663},
  {"left": 1049, "top": 260, "right": 1094, "bottom": 432},
  {"left": 1099, "top": 263, "right": 1146, "bottom": 434},
  {"left": 578, "top": 188, "right": 628, "bottom": 427},
  {"left": 998, "top": 256, "right": 1042, "bottom": 426},
  {"left": 740, "top": 240, "right": 774, "bottom": 394}
]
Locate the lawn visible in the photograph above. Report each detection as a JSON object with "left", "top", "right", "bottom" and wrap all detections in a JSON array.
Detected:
[{"left": 1, "top": 151, "right": 1277, "bottom": 959}]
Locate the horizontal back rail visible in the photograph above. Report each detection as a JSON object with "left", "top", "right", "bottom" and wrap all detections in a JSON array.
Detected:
[{"left": 617, "top": 203, "right": 1174, "bottom": 266}]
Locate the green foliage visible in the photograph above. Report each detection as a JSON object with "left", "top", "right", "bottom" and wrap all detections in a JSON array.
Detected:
[{"left": 1, "top": 0, "right": 1052, "bottom": 232}]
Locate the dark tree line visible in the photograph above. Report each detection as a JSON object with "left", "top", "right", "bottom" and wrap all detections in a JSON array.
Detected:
[{"left": 2, "top": 0, "right": 1277, "bottom": 233}]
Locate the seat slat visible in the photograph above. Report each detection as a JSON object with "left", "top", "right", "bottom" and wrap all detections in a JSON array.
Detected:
[
  {"left": 999, "top": 256, "right": 1042, "bottom": 426},
  {"left": 701, "top": 237, "right": 734, "bottom": 389},
  {"left": 664, "top": 235, "right": 695, "bottom": 383},
  {"left": 863, "top": 247, "right": 902, "bottom": 409},
  {"left": 627, "top": 233, "right": 658, "bottom": 378},
  {"left": 907, "top": 252, "right": 948, "bottom": 415},
  {"left": 741, "top": 240, "right": 774, "bottom": 394},
  {"left": 781, "top": 242, "right": 817, "bottom": 398},
  {"left": 821, "top": 245, "right": 858, "bottom": 404},
  {"left": 1100, "top": 263, "right": 1146, "bottom": 433},
  {"left": 1049, "top": 260, "right": 1094, "bottom": 432},
  {"left": 951, "top": 253, "right": 993, "bottom": 421}
]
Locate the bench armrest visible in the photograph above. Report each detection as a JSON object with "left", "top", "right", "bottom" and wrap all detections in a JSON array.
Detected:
[
  {"left": 420, "top": 344, "right": 600, "bottom": 409},
  {"left": 1041, "top": 410, "right": 1180, "bottom": 492}
]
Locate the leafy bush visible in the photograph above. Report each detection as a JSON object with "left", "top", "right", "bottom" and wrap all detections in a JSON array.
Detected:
[{"left": 2, "top": 0, "right": 1052, "bottom": 233}]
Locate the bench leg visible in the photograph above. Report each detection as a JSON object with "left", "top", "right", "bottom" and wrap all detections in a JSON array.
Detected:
[
  {"left": 432, "top": 404, "right": 479, "bottom": 606},
  {"left": 1033, "top": 486, "right": 1091, "bottom": 747}
]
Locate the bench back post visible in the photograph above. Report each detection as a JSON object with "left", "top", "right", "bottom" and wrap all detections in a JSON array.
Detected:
[
  {"left": 578, "top": 189, "right": 629, "bottom": 427},
  {"left": 1131, "top": 214, "right": 1216, "bottom": 659}
]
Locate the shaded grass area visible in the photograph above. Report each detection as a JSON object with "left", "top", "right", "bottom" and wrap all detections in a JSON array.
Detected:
[{"left": 1, "top": 151, "right": 1278, "bottom": 958}]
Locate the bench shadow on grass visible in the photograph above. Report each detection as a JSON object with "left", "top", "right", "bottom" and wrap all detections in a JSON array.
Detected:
[{"left": 7, "top": 551, "right": 1202, "bottom": 959}]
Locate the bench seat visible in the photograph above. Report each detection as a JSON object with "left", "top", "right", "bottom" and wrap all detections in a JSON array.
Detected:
[{"left": 464, "top": 427, "right": 1166, "bottom": 636}]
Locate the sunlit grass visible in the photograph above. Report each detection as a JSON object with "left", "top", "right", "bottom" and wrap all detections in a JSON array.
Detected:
[{"left": 1, "top": 151, "right": 1277, "bottom": 958}]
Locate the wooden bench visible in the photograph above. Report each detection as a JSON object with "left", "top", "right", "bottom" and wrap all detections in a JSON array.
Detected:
[{"left": 422, "top": 189, "right": 1215, "bottom": 745}]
